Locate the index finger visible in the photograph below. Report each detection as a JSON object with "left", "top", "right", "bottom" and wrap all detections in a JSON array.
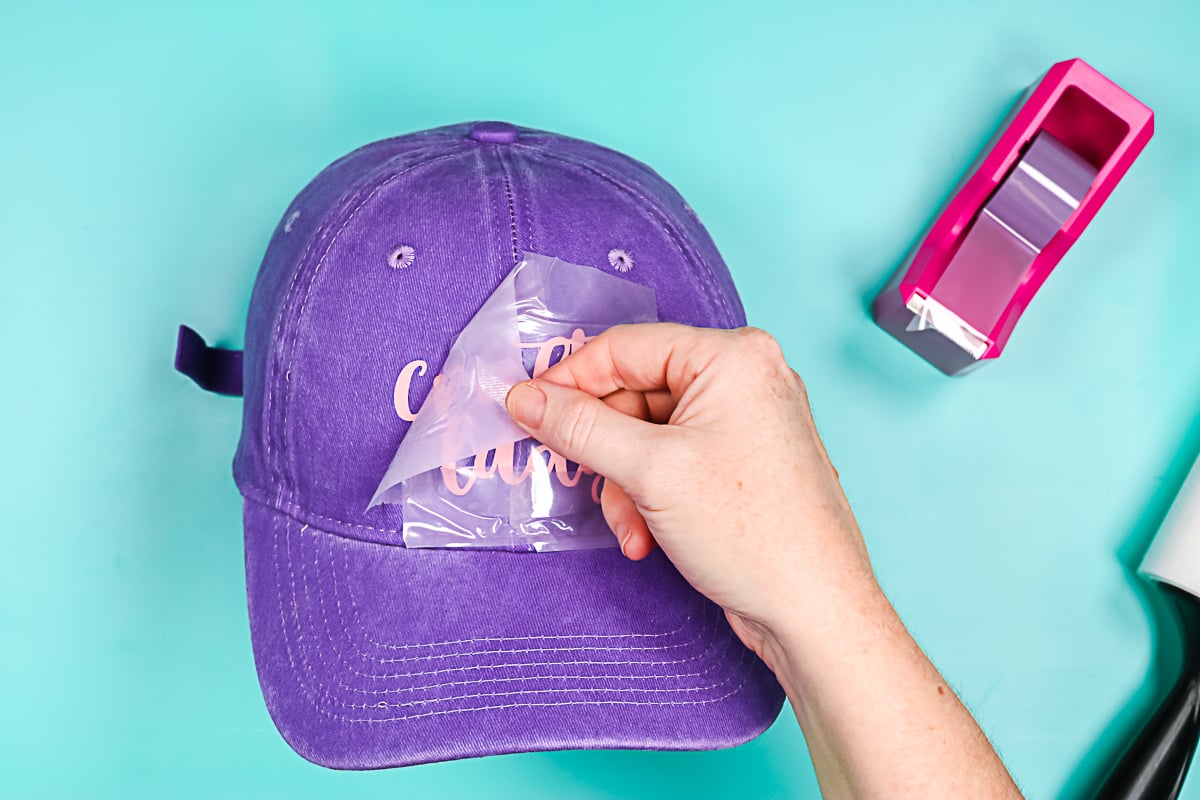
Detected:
[{"left": 539, "top": 322, "right": 733, "bottom": 398}]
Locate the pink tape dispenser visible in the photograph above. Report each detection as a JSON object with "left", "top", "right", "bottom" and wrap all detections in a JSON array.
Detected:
[{"left": 873, "top": 59, "right": 1153, "bottom": 375}]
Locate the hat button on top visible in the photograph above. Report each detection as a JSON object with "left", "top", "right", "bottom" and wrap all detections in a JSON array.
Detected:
[{"left": 468, "top": 121, "right": 520, "bottom": 144}]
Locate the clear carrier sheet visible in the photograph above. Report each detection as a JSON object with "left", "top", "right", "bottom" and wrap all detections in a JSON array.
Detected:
[{"left": 371, "top": 253, "right": 658, "bottom": 551}]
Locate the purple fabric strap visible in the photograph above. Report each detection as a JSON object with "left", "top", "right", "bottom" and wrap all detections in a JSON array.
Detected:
[{"left": 175, "top": 325, "right": 243, "bottom": 396}]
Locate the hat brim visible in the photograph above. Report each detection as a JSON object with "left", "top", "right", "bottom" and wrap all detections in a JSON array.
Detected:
[{"left": 243, "top": 499, "right": 785, "bottom": 768}]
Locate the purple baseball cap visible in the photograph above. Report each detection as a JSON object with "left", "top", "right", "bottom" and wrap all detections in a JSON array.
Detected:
[{"left": 210, "top": 121, "right": 783, "bottom": 768}]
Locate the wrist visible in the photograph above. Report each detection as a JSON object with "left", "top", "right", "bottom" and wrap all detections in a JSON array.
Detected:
[{"left": 756, "top": 565, "right": 892, "bottom": 698}]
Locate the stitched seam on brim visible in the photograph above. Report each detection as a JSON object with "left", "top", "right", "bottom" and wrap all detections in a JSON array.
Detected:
[{"left": 267, "top": 512, "right": 753, "bottom": 724}]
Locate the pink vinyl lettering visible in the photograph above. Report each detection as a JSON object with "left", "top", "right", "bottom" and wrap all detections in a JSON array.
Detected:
[{"left": 392, "top": 329, "right": 602, "bottom": 501}]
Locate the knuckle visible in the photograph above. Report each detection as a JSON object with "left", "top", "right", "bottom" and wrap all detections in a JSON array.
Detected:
[
  {"left": 555, "top": 397, "right": 601, "bottom": 456},
  {"left": 601, "top": 323, "right": 630, "bottom": 339},
  {"left": 741, "top": 326, "right": 784, "bottom": 356},
  {"left": 735, "top": 327, "right": 788, "bottom": 372}
]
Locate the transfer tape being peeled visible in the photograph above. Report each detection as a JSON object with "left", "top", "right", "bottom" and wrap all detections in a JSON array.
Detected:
[{"left": 371, "top": 253, "right": 658, "bottom": 551}]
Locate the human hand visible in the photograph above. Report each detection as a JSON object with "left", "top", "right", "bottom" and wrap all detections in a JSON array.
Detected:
[
  {"left": 503, "top": 323, "right": 876, "bottom": 663},
  {"left": 505, "top": 322, "right": 1021, "bottom": 799}
]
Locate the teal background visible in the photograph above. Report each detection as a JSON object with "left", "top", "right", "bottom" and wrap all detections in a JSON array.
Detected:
[{"left": 3, "top": 0, "right": 1199, "bottom": 797}]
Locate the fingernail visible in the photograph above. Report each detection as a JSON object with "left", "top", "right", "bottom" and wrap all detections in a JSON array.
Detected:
[
  {"left": 616, "top": 523, "right": 632, "bottom": 556},
  {"left": 506, "top": 381, "right": 547, "bottom": 429}
]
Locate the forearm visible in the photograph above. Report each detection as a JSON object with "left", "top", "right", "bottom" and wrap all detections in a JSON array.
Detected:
[
  {"left": 510, "top": 325, "right": 1019, "bottom": 796},
  {"left": 764, "top": 574, "right": 1022, "bottom": 800}
]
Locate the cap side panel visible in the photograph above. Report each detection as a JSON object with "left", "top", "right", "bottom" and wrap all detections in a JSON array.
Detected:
[
  {"left": 235, "top": 134, "right": 475, "bottom": 500},
  {"left": 517, "top": 147, "right": 744, "bottom": 329},
  {"left": 512, "top": 134, "right": 746, "bottom": 327},
  {"left": 255, "top": 146, "right": 476, "bottom": 516}
]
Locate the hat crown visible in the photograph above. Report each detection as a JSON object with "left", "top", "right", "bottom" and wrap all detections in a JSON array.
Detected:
[{"left": 233, "top": 122, "right": 744, "bottom": 543}]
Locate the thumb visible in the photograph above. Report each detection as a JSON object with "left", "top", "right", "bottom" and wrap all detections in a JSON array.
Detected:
[{"left": 505, "top": 379, "right": 659, "bottom": 489}]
